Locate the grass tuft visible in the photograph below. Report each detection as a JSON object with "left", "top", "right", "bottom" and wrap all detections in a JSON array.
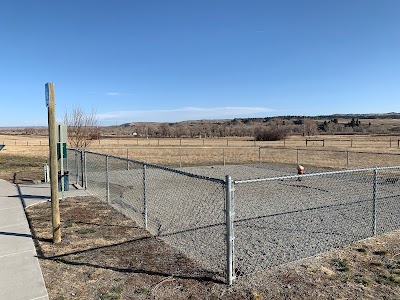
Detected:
[
  {"left": 76, "top": 228, "right": 96, "bottom": 234},
  {"left": 373, "top": 250, "right": 388, "bottom": 256},
  {"left": 331, "top": 258, "right": 349, "bottom": 272}
]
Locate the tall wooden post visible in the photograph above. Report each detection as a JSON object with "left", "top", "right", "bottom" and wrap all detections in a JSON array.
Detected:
[{"left": 46, "top": 83, "right": 61, "bottom": 243}]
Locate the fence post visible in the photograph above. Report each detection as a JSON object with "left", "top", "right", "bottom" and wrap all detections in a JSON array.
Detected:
[
  {"left": 223, "top": 148, "right": 226, "bottom": 166},
  {"left": 296, "top": 149, "right": 299, "bottom": 165},
  {"left": 75, "top": 150, "right": 79, "bottom": 184},
  {"left": 179, "top": 147, "right": 182, "bottom": 168},
  {"left": 258, "top": 146, "right": 261, "bottom": 163},
  {"left": 84, "top": 150, "right": 87, "bottom": 189},
  {"left": 225, "top": 175, "right": 235, "bottom": 285},
  {"left": 372, "top": 168, "right": 377, "bottom": 236},
  {"left": 106, "top": 155, "right": 110, "bottom": 203},
  {"left": 346, "top": 151, "right": 349, "bottom": 169},
  {"left": 143, "top": 164, "right": 148, "bottom": 230},
  {"left": 80, "top": 150, "right": 84, "bottom": 188},
  {"left": 126, "top": 148, "right": 129, "bottom": 170}
]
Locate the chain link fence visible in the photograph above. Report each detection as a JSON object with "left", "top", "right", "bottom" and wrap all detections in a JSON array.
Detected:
[
  {"left": 67, "top": 149, "right": 228, "bottom": 282},
  {"left": 67, "top": 148, "right": 400, "bottom": 284},
  {"left": 232, "top": 166, "right": 400, "bottom": 279}
]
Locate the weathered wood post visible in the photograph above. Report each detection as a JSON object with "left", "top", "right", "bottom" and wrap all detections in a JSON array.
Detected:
[{"left": 46, "top": 82, "right": 61, "bottom": 243}]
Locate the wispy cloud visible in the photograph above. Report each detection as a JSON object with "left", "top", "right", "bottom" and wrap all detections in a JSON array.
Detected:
[
  {"left": 106, "top": 92, "right": 121, "bottom": 96},
  {"left": 97, "top": 106, "right": 275, "bottom": 124}
]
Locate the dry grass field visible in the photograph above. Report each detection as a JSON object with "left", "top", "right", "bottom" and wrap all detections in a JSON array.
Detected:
[{"left": 1, "top": 133, "right": 399, "bottom": 178}]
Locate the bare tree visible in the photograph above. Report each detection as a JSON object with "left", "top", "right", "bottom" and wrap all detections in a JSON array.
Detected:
[{"left": 64, "top": 107, "right": 100, "bottom": 148}]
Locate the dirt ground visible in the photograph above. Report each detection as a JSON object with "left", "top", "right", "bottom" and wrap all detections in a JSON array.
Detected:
[{"left": 26, "top": 196, "right": 400, "bottom": 300}]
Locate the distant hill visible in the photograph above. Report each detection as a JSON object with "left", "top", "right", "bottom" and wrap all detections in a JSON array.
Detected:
[{"left": 118, "top": 112, "right": 400, "bottom": 128}]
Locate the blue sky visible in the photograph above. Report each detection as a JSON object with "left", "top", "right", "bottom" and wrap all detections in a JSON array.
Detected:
[{"left": 1, "top": 0, "right": 399, "bottom": 126}]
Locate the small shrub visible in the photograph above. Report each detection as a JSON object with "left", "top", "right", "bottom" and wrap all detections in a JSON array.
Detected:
[{"left": 254, "top": 127, "right": 288, "bottom": 141}]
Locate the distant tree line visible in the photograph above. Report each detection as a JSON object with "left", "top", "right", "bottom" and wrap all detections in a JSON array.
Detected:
[
  {"left": 102, "top": 115, "right": 398, "bottom": 140},
  {"left": 2, "top": 113, "right": 398, "bottom": 142}
]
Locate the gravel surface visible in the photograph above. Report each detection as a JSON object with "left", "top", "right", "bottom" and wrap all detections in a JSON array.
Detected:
[{"left": 70, "top": 155, "right": 400, "bottom": 281}]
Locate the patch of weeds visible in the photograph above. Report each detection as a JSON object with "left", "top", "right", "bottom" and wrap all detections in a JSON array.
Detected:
[
  {"left": 64, "top": 223, "right": 73, "bottom": 228},
  {"left": 356, "top": 247, "right": 367, "bottom": 253},
  {"left": 370, "top": 261, "right": 383, "bottom": 267},
  {"left": 373, "top": 250, "right": 388, "bottom": 256},
  {"left": 354, "top": 274, "right": 370, "bottom": 286},
  {"left": 392, "top": 269, "right": 400, "bottom": 275},
  {"left": 76, "top": 228, "right": 96, "bottom": 234},
  {"left": 100, "top": 286, "right": 123, "bottom": 300},
  {"left": 54, "top": 296, "right": 65, "bottom": 300},
  {"left": 331, "top": 258, "right": 350, "bottom": 272},
  {"left": 134, "top": 287, "right": 150, "bottom": 295}
]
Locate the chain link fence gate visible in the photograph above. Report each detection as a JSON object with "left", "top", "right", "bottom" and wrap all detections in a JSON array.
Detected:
[{"left": 68, "top": 148, "right": 400, "bottom": 285}]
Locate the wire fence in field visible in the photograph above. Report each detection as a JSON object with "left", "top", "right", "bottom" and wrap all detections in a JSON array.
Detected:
[
  {"left": 85, "top": 146, "right": 400, "bottom": 171},
  {"left": 67, "top": 148, "right": 400, "bottom": 285}
]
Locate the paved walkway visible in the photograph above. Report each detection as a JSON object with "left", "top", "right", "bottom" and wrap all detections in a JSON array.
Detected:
[{"left": 0, "top": 180, "right": 89, "bottom": 300}]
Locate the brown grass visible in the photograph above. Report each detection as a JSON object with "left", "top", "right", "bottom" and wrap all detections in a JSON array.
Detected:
[
  {"left": 26, "top": 196, "right": 400, "bottom": 299},
  {"left": 2, "top": 133, "right": 399, "bottom": 180}
]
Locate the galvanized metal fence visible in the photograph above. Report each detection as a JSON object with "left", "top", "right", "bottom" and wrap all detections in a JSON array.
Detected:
[
  {"left": 67, "top": 148, "right": 230, "bottom": 283},
  {"left": 67, "top": 148, "right": 400, "bottom": 284},
  {"left": 232, "top": 166, "right": 400, "bottom": 279}
]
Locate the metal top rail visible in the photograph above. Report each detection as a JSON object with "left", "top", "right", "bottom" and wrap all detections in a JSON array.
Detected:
[
  {"left": 69, "top": 148, "right": 225, "bottom": 185},
  {"left": 234, "top": 165, "right": 400, "bottom": 184}
]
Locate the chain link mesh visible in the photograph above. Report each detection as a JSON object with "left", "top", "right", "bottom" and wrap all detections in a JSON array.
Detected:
[
  {"left": 67, "top": 148, "right": 400, "bottom": 284},
  {"left": 67, "top": 149, "right": 227, "bottom": 280},
  {"left": 85, "top": 152, "right": 107, "bottom": 201},
  {"left": 233, "top": 166, "right": 400, "bottom": 278},
  {"left": 145, "top": 165, "right": 226, "bottom": 278},
  {"left": 107, "top": 156, "right": 145, "bottom": 227}
]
